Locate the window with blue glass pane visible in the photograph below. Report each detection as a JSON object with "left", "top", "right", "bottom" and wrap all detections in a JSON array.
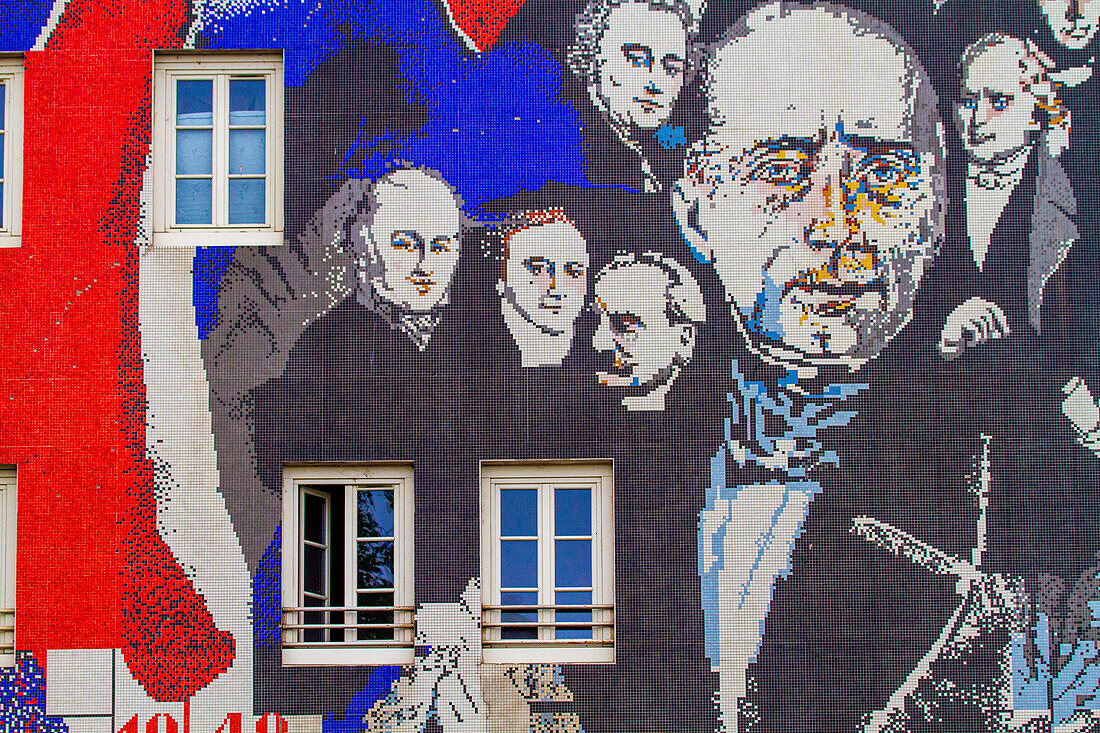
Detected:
[
  {"left": 157, "top": 56, "right": 280, "bottom": 243},
  {"left": 227, "top": 78, "right": 265, "bottom": 224},
  {"left": 174, "top": 79, "right": 213, "bottom": 225},
  {"left": 356, "top": 488, "right": 396, "bottom": 641},
  {"left": 483, "top": 464, "right": 613, "bottom": 662},
  {"left": 0, "top": 80, "right": 7, "bottom": 230},
  {"left": 0, "top": 58, "right": 24, "bottom": 244},
  {"left": 554, "top": 487, "right": 593, "bottom": 640},
  {"left": 500, "top": 488, "right": 538, "bottom": 639}
]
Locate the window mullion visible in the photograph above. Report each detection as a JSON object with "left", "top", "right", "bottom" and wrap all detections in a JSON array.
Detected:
[
  {"left": 400, "top": 478, "right": 413, "bottom": 647},
  {"left": 344, "top": 486, "right": 357, "bottom": 643},
  {"left": 592, "top": 478, "right": 603, "bottom": 643},
  {"left": 392, "top": 480, "right": 400, "bottom": 643},
  {"left": 166, "top": 71, "right": 176, "bottom": 229},
  {"left": 490, "top": 479, "right": 502, "bottom": 644},
  {"left": 214, "top": 75, "right": 227, "bottom": 228},
  {"left": 494, "top": 479, "right": 505, "bottom": 643},
  {"left": 539, "top": 481, "right": 553, "bottom": 643},
  {"left": 602, "top": 473, "right": 611, "bottom": 638},
  {"left": 264, "top": 71, "right": 274, "bottom": 227},
  {"left": 294, "top": 486, "right": 303, "bottom": 647},
  {"left": 0, "top": 470, "right": 16, "bottom": 664},
  {"left": 297, "top": 488, "right": 307, "bottom": 614},
  {"left": 394, "top": 478, "right": 408, "bottom": 644},
  {"left": 1, "top": 79, "right": 8, "bottom": 233},
  {"left": 0, "top": 483, "right": 8, "bottom": 607}
]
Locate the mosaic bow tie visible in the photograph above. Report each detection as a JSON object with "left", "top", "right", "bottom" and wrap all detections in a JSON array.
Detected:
[
  {"left": 724, "top": 361, "right": 868, "bottom": 480},
  {"left": 970, "top": 168, "right": 1009, "bottom": 190}
]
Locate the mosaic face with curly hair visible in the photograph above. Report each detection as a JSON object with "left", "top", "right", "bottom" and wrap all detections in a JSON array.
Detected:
[
  {"left": 571, "top": 0, "right": 692, "bottom": 132},
  {"left": 956, "top": 35, "right": 1064, "bottom": 166},
  {"left": 595, "top": 2, "right": 688, "bottom": 131}
]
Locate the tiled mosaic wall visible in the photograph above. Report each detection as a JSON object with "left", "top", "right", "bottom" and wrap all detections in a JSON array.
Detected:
[{"left": 1, "top": 0, "right": 1100, "bottom": 730}]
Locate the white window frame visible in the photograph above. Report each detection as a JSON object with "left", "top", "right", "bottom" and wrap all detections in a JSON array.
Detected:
[
  {"left": 481, "top": 461, "right": 614, "bottom": 664},
  {"left": 0, "top": 56, "right": 24, "bottom": 248},
  {"left": 281, "top": 464, "right": 414, "bottom": 665},
  {"left": 152, "top": 52, "right": 284, "bottom": 247},
  {"left": 0, "top": 466, "right": 16, "bottom": 667}
]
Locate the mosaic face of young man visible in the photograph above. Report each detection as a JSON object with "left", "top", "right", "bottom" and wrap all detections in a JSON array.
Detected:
[
  {"left": 675, "top": 3, "right": 944, "bottom": 370},
  {"left": 500, "top": 219, "right": 590, "bottom": 336},
  {"left": 594, "top": 1, "right": 689, "bottom": 131},
  {"left": 361, "top": 168, "right": 463, "bottom": 313}
]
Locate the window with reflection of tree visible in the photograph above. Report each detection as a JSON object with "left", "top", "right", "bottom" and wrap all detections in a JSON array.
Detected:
[
  {"left": 282, "top": 465, "right": 413, "bottom": 665},
  {"left": 355, "top": 488, "right": 397, "bottom": 640}
]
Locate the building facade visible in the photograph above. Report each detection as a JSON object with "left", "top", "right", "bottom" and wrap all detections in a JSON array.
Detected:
[{"left": 1, "top": 0, "right": 1099, "bottom": 731}]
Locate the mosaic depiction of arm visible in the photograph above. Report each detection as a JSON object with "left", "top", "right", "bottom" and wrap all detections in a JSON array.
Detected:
[{"left": 203, "top": 180, "right": 362, "bottom": 572}]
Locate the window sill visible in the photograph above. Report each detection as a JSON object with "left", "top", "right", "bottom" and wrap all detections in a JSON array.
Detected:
[
  {"left": 0, "top": 235, "right": 21, "bottom": 248},
  {"left": 482, "top": 645, "right": 615, "bottom": 664},
  {"left": 153, "top": 229, "right": 284, "bottom": 247},
  {"left": 282, "top": 645, "right": 415, "bottom": 666}
]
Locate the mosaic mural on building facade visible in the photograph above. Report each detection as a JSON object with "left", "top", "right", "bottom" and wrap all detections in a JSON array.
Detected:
[{"left": 0, "top": 0, "right": 1099, "bottom": 730}]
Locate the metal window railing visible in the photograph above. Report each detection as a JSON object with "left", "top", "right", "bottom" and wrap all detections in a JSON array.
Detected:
[
  {"left": 281, "top": 605, "right": 414, "bottom": 648},
  {"left": 283, "top": 603, "right": 615, "bottom": 649},
  {"left": 481, "top": 603, "right": 614, "bottom": 648},
  {"left": 0, "top": 608, "right": 15, "bottom": 656}
]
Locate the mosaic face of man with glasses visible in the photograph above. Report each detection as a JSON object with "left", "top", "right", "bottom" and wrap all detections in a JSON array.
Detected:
[{"left": 593, "top": 251, "right": 704, "bottom": 411}]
